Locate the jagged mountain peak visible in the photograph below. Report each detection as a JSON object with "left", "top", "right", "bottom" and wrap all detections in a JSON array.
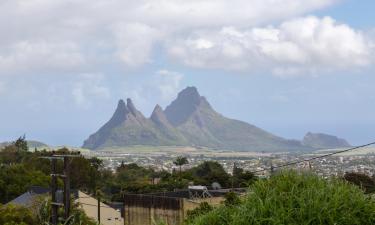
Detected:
[
  {"left": 151, "top": 104, "right": 164, "bottom": 118},
  {"left": 151, "top": 104, "right": 170, "bottom": 126},
  {"left": 126, "top": 98, "right": 138, "bottom": 116},
  {"left": 83, "top": 87, "right": 331, "bottom": 151},
  {"left": 153, "top": 104, "right": 163, "bottom": 111},
  {"left": 109, "top": 99, "right": 129, "bottom": 124},
  {"left": 178, "top": 86, "right": 200, "bottom": 100},
  {"left": 164, "top": 86, "right": 213, "bottom": 126},
  {"left": 116, "top": 99, "right": 128, "bottom": 112},
  {"left": 125, "top": 98, "right": 147, "bottom": 120}
]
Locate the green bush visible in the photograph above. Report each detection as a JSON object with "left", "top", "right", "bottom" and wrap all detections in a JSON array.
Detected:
[
  {"left": 223, "top": 191, "right": 241, "bottom": 207},
  {"left": 0, "top": 204, "right": 37, "bottom": 225},
  {"left": 188, "top": 170, "right": 375, "bottom": 225},
  {"left": 186, "top": 202, "right": 214, "bottom": 223}
]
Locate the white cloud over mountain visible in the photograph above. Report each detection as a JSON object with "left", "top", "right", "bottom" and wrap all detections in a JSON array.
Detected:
[
  {"left": 0, "top": 0, "right": 349, "bottom": 76},
  {"left": 168, "top": 16, "right": 373, "bottom": 76}
]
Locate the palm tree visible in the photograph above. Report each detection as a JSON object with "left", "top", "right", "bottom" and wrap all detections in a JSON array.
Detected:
[{"left": 173, "top": 156, "right": 189, "bottom": 175}]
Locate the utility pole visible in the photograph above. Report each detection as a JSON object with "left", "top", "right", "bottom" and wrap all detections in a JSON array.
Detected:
[
  {"left": 51, "top": 158, "right": 58, "bottom": 225},
  {"left": 98, "top": 196, "right": 101, "bottom": 224},
  {"left": 63, "top": 157, "right": 71, "bottom": 220},
  {"left": 41, "top": 153, "right": 80, "bottom": 224}
]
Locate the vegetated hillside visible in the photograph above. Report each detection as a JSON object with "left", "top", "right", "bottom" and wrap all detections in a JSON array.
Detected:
[
  {"left": 0, "top": 140, "right": 48, "bottom": 149},
  {"left": 164, "top": 87, "right": 306, "bottom": 151},
  {"left": 83, "top": 87, "right": 345, "bottom": 152},
  {"left": 302, "top": 132, "right": 351, "bottom": 149},
  {"left": 188, "top": 171, "right": 375, "bottom": 225}
]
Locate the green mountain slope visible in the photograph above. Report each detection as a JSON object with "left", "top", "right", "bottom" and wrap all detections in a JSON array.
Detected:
[
  {"left": 82, "top": 99, "right": 186, "bottom": 149},
  {"left": 166, "top": 87, "right": 306, "bottom": 151},
  {"left": 83, "top": 86, "right": 348, "bottom": 151},
  {"left": 302, "top": 132, "right": 351, "bottom": 149}
]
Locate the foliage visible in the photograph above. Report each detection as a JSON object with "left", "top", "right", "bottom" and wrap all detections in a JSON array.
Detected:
[
  {"left": 344, "top": 172, "right": 375, "bottom": 194},
  {"left": 0, "top": 204, "right": 37, "bottom": 225},
  {"left": 187, "top": 161, "right": 230, "bottom": 187},
  {"left": 186, "top": 202, "right": 214, "bottom": 223},
  {"left": 13, "top": 135, "right": 28, "bottom": 152},
  {"left": 222, "top": 191, "right": 241, "bottom": 207},
  {"left": 37, "top": 199, "right": 97, "bottom": 225},
  {"left": 188, "top": 170, "right": 375, "bottom": 225},
  {"left": 232, "top": 166, "right": 256, "bottom": 187},
  {"left": 174, "top": 156, "right": 189, "bottom": 174},
  {"left": 0, "top": 164, "right": 50, "bottom": 203}
]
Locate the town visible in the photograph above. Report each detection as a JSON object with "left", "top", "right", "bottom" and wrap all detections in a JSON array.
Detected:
[{"left": 88, "top": 147, "right": 375, "bottom": 179}]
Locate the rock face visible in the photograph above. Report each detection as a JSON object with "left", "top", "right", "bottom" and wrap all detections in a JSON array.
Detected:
[
  {"left": 83, "top": 98, "right": 187, "bottom": 149},
  {"left": 302, "top": 132, "right": 351, "bottom": 149},
  {"left": 83, "top": 86, "right": 344, "bottom": 151}
]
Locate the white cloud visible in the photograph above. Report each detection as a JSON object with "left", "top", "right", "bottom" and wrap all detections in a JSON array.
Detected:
[
  {"left": 0, "top": 40, "right": 86, "bottom": 74},
  {"left": 155, "top": 70, "right": 184, "bottom": 101},
  {"left": 0, "top": 0, "right": 341, "bottom": 76},
  {"left": 122, "top": 69, "right": 184, "bottom": 112},
  {"left": 168, "top": 16, "right": 373, "bottom": 76},
  {"left": 72, "top": 74, "right": 110, "bottom": 107},
  {"left": 112, "top": 23, "right": 163, "bottom": 67}
]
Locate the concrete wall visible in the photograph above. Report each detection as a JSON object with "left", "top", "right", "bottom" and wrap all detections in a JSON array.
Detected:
[{"left": 123, "top": 195, "right": 224, "bottom": 225}]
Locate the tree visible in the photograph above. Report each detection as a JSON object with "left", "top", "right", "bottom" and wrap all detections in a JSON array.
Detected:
[
  {"left": 232, "top": 165, "right": 256, "bottom": 188},
  {"left": 189, "top": 161, "right": 230, "bottom": 187},
  {"left": 0, "top": 204, "right": 37, "bottom": 225},
  {"left": 173, "top": 156, "right": 189, "bottom": 174},
  {"left": 13, "top": 135, "right": 28, "bottom": 152},
  {"left": 0, "top": 164, "right": 50, "bottom": 203}
]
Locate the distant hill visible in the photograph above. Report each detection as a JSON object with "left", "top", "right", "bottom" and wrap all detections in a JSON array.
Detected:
[
  {"left": 83, "top": 87, "right": 347, "bottom": 152},
  {"left": 0, "top": 140, "right": 48, "bottom": 149},
  {"left": 302, "top": 132, "right": 351, "bottom": 149}
]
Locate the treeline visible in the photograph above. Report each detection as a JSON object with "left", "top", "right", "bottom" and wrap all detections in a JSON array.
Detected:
[
  {"left": 4, "top": 137, "right": 375, "bottom": 225},
  {"left": 0, "top": 136, "right": 256, "bottom": 203}
]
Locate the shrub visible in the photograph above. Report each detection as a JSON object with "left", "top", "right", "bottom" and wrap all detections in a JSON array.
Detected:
[
  {"left": 223, "top": 191, "right": 241, "bottom": 207},
  {"left": 186, "top": 202, "right": 214, "bottom": 223},
  {"left": 0, "top": 204, "right": 37, "bottom": 225},
  {"left": 344, "top": 172, "right": 375, "bottom": 193},
  {"left": 188, "top": 170, "right": 375, "bottom": 225}
]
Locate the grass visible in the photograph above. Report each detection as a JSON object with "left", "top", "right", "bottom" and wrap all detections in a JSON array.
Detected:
[{"left": 188, "top": 170, "right": 375, "bottom": 225}]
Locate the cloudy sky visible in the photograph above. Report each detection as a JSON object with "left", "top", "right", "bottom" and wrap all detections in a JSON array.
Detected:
[{"left": 0, "top": 0, "right": 374, "bottom": 146}]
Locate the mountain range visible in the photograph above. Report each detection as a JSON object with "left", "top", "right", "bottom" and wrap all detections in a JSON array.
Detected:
[{"left": 82, "top": 87, "right": 350, "bottom": 151}]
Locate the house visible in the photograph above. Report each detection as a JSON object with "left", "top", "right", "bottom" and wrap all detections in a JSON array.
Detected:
[{"left": 6, "top": 186, "right": 50, "bottom": 208}]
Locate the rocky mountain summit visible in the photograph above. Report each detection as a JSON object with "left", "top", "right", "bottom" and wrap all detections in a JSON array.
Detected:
[{"left": 83, "top": 87, "right": 350, "bottom": 151}]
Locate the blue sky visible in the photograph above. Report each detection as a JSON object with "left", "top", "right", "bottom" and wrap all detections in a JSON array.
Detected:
[{"left": 0, "top": 0, "right": 374, "bottom": 146}]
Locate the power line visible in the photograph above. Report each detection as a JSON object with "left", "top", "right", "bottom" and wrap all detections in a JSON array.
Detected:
[
  {"left": 78, "top": 201, "right": 116, "bottom": 209},
  {"left": 252, "top": 141, "right": 375, "bottom": 174}
]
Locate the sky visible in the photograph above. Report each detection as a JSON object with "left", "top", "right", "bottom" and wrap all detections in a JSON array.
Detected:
[{"left": 0, "top": 0, "right": 374, "bottom": 146}]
